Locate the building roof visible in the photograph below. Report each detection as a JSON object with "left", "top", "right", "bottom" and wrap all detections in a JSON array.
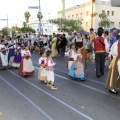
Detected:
[{"left": 58, "top": 0, "right": 110, "bottom": 14}]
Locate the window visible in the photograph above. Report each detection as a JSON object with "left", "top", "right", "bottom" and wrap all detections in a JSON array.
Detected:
[
  {"left": 86, "top": 11, "right": 89, "bottom": 16},
  {"left": 107, "top": 11, "right": 109, "bottom": 16},
  {"left": 86, "top": 22, "right": 88, "bottom": 27},
  {"left": 112, "top": 11, "right": 114, "bottom": 16},
  {"left": 68, "top": 16, "right": 70, "bottom": 19},
  {"left": 72, "top": 15, "right": 74, "bottom": 19},
  {"left": 111, "top": 22, "right": 114, "bottom": 28},
  {"left": 102, "top": 10, "right": 105, "bottom": 14}
]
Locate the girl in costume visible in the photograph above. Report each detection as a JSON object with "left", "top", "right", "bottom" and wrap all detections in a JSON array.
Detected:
[
  {"left": 38, "top": 51, "right": 47, "bottom": 83},
  {"left": 68, "top": 48, "right": 85, "bottom": 81},
  {"left": 46, "top": 51, "right": 57, "bottom": 89},
  {"left": 67, "top": 43, "right": 76, "bottom": 78},
  {"left": 19, "top": 45, "right": 34, "bottom": 76}
]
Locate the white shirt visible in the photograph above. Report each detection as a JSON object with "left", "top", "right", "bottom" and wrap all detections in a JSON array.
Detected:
[
  {"left": 109, "top": 41, "right": 118, "bottom": 58},
  {"left": 69, "top": 49, "right": 76, "bottom": 58}
]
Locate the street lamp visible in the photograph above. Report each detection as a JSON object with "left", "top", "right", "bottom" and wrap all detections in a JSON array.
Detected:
[
  {"left": 28, "top": 0, "right": 41, "bottom": 36},
  {"left": 0, "top": 15, "right": 9, "bottom": 35}
]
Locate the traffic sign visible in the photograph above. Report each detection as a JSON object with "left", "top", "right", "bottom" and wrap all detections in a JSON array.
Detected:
[{"left": 28, "top": 6, "right": 39, "bottom": 9}]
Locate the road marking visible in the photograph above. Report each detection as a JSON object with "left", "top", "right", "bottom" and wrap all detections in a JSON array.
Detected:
[
  {"left": 33, "top": 66, "right": 120, "bottom": 100},
  {"left": 33, "top": 62, "right": 105, "bottom": 86},
  {"left": 7, "top": 70, "right": 93, "bottom": 120},
  {"left": 0, "top": 76, "right": 53, "bottom": 120}
]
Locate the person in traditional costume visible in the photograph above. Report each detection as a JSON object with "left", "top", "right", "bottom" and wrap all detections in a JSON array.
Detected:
[
  {"left": 38, "top": 51, "right": 47, "bottom": 83},
  {"left": 19, "top": 45, "right": 34, "bottom": 76},
  {"left": 67, "top": 43, "right": 76, "bottom": 79},
  {"left": 8, "top": 38, "right": 16, "bottom": 67},
  {"left": 46, "top": 51, "right": 57, "bottom": 90},
  {"left": 68, "top": 48, "right": 85, "bottom": 81},
  {"left": 0, "top": 40, "right": 8, "bottom": 70},
  {"left": 72, "top": 32, "right": 87, "bottom": 71},
  {"left": 51, "top": 34, "right": 57, "bottom": 57},
  {"left": 106, "top": 38, "right": 120, "bottom": 94},
  {"left": 12, "top": 43, "right": 22, "bottom": 68},
  {"left": 93, "top": 27, "right": 109, "bottom": 78}
]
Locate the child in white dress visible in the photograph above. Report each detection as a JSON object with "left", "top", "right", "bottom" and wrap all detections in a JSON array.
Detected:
[{"left": 46, "top": 51, "right": 57, "bottom": 90}]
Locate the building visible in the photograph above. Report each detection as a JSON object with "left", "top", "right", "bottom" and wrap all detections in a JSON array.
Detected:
[
  {"left": 58, "top": 0, "right": 120, "bottom": 31},
  {"left": 28, "top": 20, "right": 57, "bottom": 35},
  {"left": 111, "top": 0, "right": 120, "bottom": 7}
]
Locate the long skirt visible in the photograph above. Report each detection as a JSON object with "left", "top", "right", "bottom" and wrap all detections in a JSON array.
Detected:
[
  {"left": 106, "top": 58, "right": 120, "bottom": 89},
  {"left": 38, "top": 66, "right": 47, "bottom": 81},
  {"left": 47, "top": 71, "right": 54, "bottom": 82},
  {"left": 67, "top": 58, "right": 74, "bottom": 70},
  {"left": 8, "top": 49, "right": 15, "bottom": 66},
  {"left": 0, "top": 53, "right": 8, "bottom": 67},
  {"left": 52, "top": 46, "right": 57, "bottom": 57},
  {"left": 19, "top": 58, "right": 34, "bottom": 76},
  {"left": 68, "top": 62, "right": 85, "bottom": 79},
  {"left": 12, "top": 54, "right": 22, "bottom": 68}
]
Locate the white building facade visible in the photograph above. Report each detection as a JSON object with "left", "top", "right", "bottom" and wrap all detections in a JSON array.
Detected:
[
  {"left": 58, "top": 0, "right": 120, "bottom": 31},
  {"left": 28, "top": 20, "right": 57, "bottom": 35}
]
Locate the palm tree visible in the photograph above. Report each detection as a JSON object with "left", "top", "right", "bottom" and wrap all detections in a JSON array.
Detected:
[
  {"left": 24, "top": 12, "right": 31, "bottom": 23},
  {"left": 22, "top": 22, "right": 27, "bottom": 28},
  {"left": 37, "top": 12, "right": 43, "bottom": 21}
]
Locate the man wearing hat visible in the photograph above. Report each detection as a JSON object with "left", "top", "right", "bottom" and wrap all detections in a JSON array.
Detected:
[{"left": 93, "top": 27, "right": 109, "bottom": 78}]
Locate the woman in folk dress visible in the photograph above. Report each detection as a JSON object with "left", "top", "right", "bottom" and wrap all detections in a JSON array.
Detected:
[
  {"left": 68, "top": 48, "right": 85, "bottom": 81},
  {"left": 12, "top": 43, "right": 22, "bottom": 68},
  {"left": 38, "top": 51, "right": 47, "bottom": 83},
  {"left": 46, "top": 51, "right": 57, "bottom": 90},
  {"left": 0, "top": 40, "right": 8, "bottom": 70},
  {"left": 19, "top": 45, "right": 34, "bottom": 76},
  {"left": 8, "top": 38, "right": 16, "bottom": 67}
]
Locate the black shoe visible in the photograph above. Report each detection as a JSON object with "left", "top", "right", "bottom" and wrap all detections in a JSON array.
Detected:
[
  {"left": 96, "top": 75, "right": 101, "bottom": 78},
  {"left": 101, "top": 73, "right": 104, "bottom": 76},
  {"left": 109, "top": 89, "right": 118, "bottom": 94},
  {"left": 71, "top": 76, "right": 76, "bottom": 80},
  {"left": 81, "top": 78, "right": 85, "bottom": 81}
]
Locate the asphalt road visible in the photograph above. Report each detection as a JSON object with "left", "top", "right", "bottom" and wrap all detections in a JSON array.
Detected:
[{"left": 0, "top": 53, "right": 120, "bottom": 120}]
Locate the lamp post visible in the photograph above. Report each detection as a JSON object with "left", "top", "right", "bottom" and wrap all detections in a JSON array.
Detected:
[{"left": 28, "top": 0, "right": 42, "bottom": 36}]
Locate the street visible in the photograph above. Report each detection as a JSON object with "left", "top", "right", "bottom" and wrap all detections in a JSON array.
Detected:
[{"left": 0, "top": 53, "right": 120, "bottom": 120}]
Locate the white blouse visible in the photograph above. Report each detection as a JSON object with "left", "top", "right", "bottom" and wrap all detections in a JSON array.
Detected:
[
  {"left": 48, "top": 59, "right": 55, "bottom": 67},
  {"left": 38, "top": 57, "right": 47, "bottom": 65},
  {"left": 69, "top": 49, "right": 76, "bottom": 58},
  {"left": 74, "top": 53, "right": 82, "bottom": 61},
  {"left": 21, "top": 50, "right": 31, "bottom": 56}
]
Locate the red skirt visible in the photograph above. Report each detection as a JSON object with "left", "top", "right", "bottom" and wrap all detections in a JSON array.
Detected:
[{"left": 19, "top": 60, "right": 34, "bottom": 76}]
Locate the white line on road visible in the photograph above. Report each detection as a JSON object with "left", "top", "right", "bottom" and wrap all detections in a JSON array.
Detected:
[
  {"left": 34, "top": 66, "right": 120, "bottom": 101},
  {"left": 7, "top": 70, "right": 93, "bottom": 120},
  {"left": 33, "top": 62, "right": 105, "bottom": 86},
  {"left": 0, "top": 76, "right": 53, "bottom": 120}
]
